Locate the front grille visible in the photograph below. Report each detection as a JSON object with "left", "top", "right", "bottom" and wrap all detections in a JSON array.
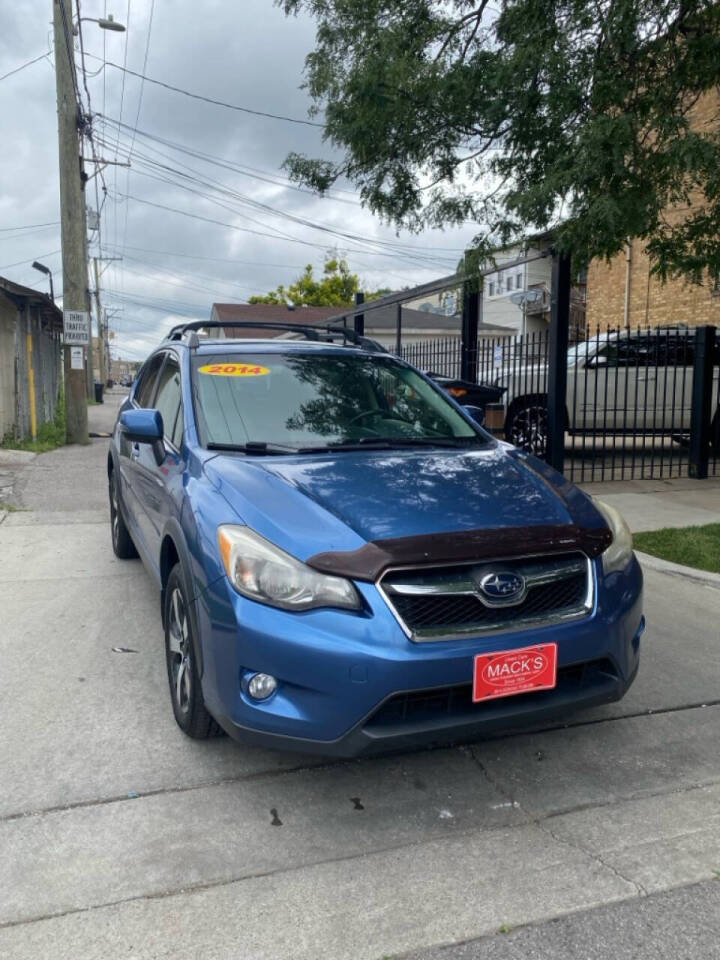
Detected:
[
  {"left": 380, "top": 553, "right": 592, "bottom": 641},
  {"left": 365, "top": 659, "right": 617, "bottom": 731}
]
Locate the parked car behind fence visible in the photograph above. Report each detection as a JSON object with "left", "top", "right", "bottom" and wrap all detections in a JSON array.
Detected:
[{"left": 474, "top": 324, "right": 720, "bottom": 482}]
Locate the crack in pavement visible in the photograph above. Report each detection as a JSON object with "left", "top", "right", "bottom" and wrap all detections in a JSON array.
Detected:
[
  {"left": 468, "top": 745, "right": 649, "bottom": 897},
  {"left": 0, "top": 775, "right": 691, "bottom": 933},
  {"left": 2, "top": 700, "right": 719, "bottom": 824}
]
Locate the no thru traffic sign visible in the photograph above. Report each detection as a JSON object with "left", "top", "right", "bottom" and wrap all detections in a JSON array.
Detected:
[{"left": 63, "top": 311, "right": 89, "bottom": 345}]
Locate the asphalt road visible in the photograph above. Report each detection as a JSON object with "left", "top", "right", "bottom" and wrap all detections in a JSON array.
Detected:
[{"left": 1, "top": 392, "right": 719, "bottom": 960}]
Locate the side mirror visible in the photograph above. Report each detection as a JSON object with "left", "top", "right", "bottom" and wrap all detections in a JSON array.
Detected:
[
  {"left": 463, "top": 404, "right": 485, "bottom": 426},
  {"left": 120, "top": 409, "right": 165, "bottom": 465}
]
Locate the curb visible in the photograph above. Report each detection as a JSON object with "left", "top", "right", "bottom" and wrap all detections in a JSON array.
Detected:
[
  {"left": 0, "top": 449, "right": 36, "bottom": 467},
  {"left": 636, "top": 550, "right": 720, "bottom": 587}
]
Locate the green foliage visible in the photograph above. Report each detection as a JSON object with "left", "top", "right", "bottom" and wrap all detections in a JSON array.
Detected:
[
  {"left": 0, "top": 385, "right": 66, "bottom": 454},
  {"left": 279, "top": 0, "right": 720, "bottom": 280},
  {"left": 249, "top": 258, "right": 391, "bottom": 306},
  {"left": 634, "top": 524, "right": 720, "bottom": 574}
]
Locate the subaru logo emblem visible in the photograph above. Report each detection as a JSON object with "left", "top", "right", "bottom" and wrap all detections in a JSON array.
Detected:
[{"left": 476, "top": 571, "right": 526, "bottom": 605}]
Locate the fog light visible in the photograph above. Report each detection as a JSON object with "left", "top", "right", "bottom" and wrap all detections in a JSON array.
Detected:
[{"left": 248, "top": 673, "right": 277, "bottom": 701}]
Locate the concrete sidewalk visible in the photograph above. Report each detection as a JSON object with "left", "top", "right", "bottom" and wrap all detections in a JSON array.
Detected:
[
  {"left": 2, "top": 399, "right": 720, "bottom": 960},
  {"left": 581, "top": 476, "right": 720, "bottom": 532}
]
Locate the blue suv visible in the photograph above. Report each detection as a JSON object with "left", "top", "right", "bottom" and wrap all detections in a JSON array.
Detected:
[{"left": 109, "top": 321, "right": 643, "bottom": 756}]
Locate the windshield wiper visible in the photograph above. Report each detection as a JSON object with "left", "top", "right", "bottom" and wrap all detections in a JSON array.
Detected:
[
  {"left": 321, "top": 436, "right": 485, "bottom": 451},
  {"left": 206, "top": 441, "right": 300, "bottom": 455}
]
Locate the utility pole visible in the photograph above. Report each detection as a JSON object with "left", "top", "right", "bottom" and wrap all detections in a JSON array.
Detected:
[
  {"left": 93, "top": 257, "right": 106, "bottom": 386},
  {"left": 53, "top": 0, "right": 89, "bottom": 443},
  {"left": 93, "top": 256, "right": 121, "bottom": 386}
]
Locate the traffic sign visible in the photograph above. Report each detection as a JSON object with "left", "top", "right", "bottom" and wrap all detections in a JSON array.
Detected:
[{"left": 63, "top": 311, "right": 89, "bottom": 345}]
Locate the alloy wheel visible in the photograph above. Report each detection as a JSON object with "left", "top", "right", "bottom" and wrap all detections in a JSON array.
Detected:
[
  {"left": 167, "top": 587, "right": 192, "bottom": 716},
  {"left": 510, "top": 404, "right": 548, "bottom": 456},
  {"left": 109, "top": 476, "right": 120, "bottom": 548}
]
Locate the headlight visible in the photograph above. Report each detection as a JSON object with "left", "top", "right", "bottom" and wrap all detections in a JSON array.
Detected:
[
  {"left": 218, "top": 525, "right": 361, "bottom": 612},
  {"left": 594, "top": 499, "right": 633, "bottom": 575}
]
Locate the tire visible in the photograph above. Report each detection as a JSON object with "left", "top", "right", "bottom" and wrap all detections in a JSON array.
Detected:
[
  {"left": 109, "top": 468, "right": 138, "bottom": 559},
  {"left": 164, "top": 564, "right": 221, "bottom": 739},
  {"left": 505, "top": 396, "right": 549, "bottom": 457}
]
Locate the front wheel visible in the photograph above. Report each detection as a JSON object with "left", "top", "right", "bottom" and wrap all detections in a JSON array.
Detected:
[
  {"left": 164, "top": 565, "right": 221, "bottom": 739},
  {"left": 109, "top": 469, "right": 138, "bottom": 559},
  {"left": 505, "top": 397, "right": 549, "bottom": 457}
]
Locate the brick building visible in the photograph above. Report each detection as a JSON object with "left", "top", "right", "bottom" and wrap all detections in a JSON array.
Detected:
[{"left": 586, "top": 88, "right": 720, "bottom": 332}]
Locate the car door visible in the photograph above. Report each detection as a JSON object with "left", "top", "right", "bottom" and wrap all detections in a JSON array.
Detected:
[
  {"left": 131, "top": 352, "right": 185, "bottom": 566},
  {"left": 119, "top": 352, "right": 165, "bottom": 535},
  {"left": 578, "top": 340, "right": 628, "bottom": 431}
]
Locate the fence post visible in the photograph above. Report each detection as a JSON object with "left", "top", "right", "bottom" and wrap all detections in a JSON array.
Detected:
[
  {"left": 354, "top": 291, "right": 364, "bottom": 336},
  {"left": 546, "top": 251, "right": 572, "bottom": 472},
  {"left": 688, "top": 325, "right": 716, "bottom": 479},
  {"left": 461, "top": 281, "right": 479, "bottom": 383},
  {"left": 395, "top": 302, "right": 402, "bottom": 355}
]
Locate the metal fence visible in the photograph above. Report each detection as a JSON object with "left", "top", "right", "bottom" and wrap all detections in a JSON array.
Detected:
[
  {"left": 404, "top": 325, "right": 720, "bottom": 483},
  {"left": 400, "top": 337, "right": 462, "bottom": 378}
]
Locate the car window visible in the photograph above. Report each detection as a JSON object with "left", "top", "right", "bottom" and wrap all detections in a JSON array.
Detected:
[
  {"left": 134, "top": 354, "right": 165, "bottom": 407},
  {"left": 191, "top": 353, "right": 481, "bottom": 449},
  {"left": 153, "top": 357, "right": 182, "bottom": 446}
]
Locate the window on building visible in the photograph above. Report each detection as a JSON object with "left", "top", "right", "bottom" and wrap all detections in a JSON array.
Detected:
[
  {"left": 487, "top": 280, "right": 495, "bottom": 297},
  {"left": 516, "top": 272, "right": 523, "bottom": 290}
]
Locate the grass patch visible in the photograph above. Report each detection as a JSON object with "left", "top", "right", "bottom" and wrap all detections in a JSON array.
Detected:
[
  {"left": 634, "top": 524, "right": 720, "bottom": 574},
  {"left": 0, "top": 387, "right": 66, "bottom": 454},
  {"left": 0, "top": 500, "right": 21, "bottom": 512}
]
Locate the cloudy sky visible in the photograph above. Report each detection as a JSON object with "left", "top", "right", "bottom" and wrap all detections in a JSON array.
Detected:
[{"left": 0, "top": 0, "right": 479, "bottom": 363}]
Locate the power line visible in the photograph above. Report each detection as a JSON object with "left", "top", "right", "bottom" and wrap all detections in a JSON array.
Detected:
[
  {"left": 0, "top": 249, "right": 61, "bottom": 271},
  {"left": 96, "top": 125, "right": 459, "bottom": 268},
  {"left": 98, "top": 114, "right": 360, "bottom": 204},
  {"left": 119, "top": 0, "right": 156, "bottom": 267},
  {"left": 112, "top": 192, "right": 455, "bottom": 269},
  {"left": 126, "top": 0, "right": 155, "bottom": 161},
  {"left": 96, "top": 119, "right": 465, "bottom": 261},
  {"left": 83, "top": 52, "right": 324, "bottom": 127},
  {"left": 0, "top": 50, "right": 51, "bottom": 83},
  {"left": 103, "top": 241, "right": 316, "bottom": 270},
  {"left": 0, "top": 221, "right": 60, "bottom": 232}
]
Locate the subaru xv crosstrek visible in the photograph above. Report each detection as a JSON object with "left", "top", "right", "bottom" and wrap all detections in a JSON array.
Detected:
[{"left": 108, "top": 321, "right": 643, "bottom": 756}]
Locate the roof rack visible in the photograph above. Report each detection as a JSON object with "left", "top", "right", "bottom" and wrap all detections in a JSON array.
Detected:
[{"left": 164, "top": 320, "right": 386, "bottom": 352}]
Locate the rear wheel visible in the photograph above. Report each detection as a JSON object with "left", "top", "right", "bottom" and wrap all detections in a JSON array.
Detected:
[
  {"left": 109, "top": 469, "right": 138, "bottom": 559},
  {"left": 164, "top": 564, "right": 221, "bottom": 739},
  {"left": 505, "top": 397, "right": 549, "bottom": 457}
]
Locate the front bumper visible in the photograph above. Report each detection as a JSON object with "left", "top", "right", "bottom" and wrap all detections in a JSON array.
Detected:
[{"left": 195, "top": 555, "right": 643, "bottom": 757}]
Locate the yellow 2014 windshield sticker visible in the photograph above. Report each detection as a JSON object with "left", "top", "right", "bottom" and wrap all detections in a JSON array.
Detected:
[{"left": 198, "top": 363, "right": 270, "bottom": 377}]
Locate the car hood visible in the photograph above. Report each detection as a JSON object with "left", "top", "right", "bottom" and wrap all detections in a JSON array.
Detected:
[{"left": 204, "top": 445, "right": 604, "bottom": 565}]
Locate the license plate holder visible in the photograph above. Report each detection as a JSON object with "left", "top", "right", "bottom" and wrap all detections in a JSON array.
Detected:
[{"left": 473, "top": 643, "right": 558, "bottom": 702}]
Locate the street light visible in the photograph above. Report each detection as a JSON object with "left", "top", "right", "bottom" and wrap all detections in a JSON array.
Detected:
[
  {"left": 32, "top": 261, "right": 55, "bottom": 303},
  {"left": 75, "top": 13, "right": 126, "bottom": 33}
]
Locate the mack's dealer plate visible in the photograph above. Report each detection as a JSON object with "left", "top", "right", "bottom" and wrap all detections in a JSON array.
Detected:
[{"left": 472, "top": 643, "right": 557, "bottom": 702}]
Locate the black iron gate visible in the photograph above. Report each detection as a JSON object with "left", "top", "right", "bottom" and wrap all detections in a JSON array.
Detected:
[
  {"left": 403, "top": 324, "right": 720, "bottom": 483},
  {"left": 327, "top": 252, "right": 719, "bottom": 484}
]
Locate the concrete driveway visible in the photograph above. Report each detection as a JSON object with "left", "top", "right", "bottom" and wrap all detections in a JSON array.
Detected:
[{"left": 1, "top": 394, "right": 719, "bottom": 959}]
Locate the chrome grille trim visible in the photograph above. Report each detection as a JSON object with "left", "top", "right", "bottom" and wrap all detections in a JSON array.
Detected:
[{"left": 377, "top": 553, "right": 595, "bottom": 642}]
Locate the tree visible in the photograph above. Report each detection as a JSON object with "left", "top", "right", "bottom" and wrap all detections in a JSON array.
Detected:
[
  {"left": 249, "top": 258, "right": 391, "bottom": 305},
  {"left": 279, "top": 0, "right": 720, "bottom": 281}
]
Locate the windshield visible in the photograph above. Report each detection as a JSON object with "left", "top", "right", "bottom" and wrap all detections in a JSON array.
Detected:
[{"left": 192, "top": 352, "right": 482, "bottom": 450}]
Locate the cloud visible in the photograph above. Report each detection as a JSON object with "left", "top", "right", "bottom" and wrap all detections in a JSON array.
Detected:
[{"left": 0, "top": 0, "right": 477, "bottom": 362}]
